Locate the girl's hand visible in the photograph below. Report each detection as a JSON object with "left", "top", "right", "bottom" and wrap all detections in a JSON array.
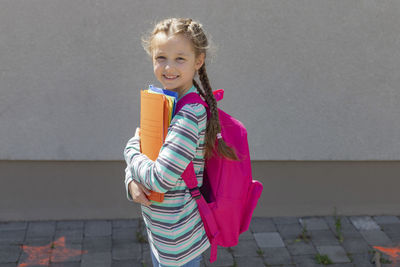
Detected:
[{"left": 128, "top": 180, "right": 152, "bottom": 206}]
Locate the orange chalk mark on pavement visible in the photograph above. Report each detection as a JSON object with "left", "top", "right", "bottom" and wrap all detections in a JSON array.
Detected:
[
  {"left": 374, "top": 245, "right": 400, "bottom": 266},
  {"left": 19, "top": 236, "right": 87, "bottom": 267}
]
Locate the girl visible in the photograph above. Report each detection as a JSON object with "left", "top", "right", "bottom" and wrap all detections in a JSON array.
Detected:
[{"left": 123, "top": 18, "right": 237, "bottom": 267}]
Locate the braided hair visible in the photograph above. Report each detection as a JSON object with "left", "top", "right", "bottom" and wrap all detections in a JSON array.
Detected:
[{"left": 142, "top": 18, "right": 238, "bottom": 160}]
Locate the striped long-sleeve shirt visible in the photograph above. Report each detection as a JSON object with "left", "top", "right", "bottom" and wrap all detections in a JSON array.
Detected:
[{"left": 124, "top": 86, "right": 210, "bottom": 266}]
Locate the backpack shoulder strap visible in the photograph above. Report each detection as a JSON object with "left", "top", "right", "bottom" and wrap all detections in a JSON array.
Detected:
[
  {"left": 174, "top": 92, "right": 207, "bottom": 189},
  {"left": 182, "top": 163, "right": 220, "bottom": 263},
  {"left": 174, "top": 92, "right": 208, "bottom": 116},
  {"left": 174, "top": 89, "right": 224, "bottom": 116},
  {"left": 176, "top": 92, "right": 207, "bottom": 190}
]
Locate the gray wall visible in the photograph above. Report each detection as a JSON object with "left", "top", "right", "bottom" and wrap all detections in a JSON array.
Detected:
[{"left": 2, "top": 0, "right": 400, "bottom": 161}]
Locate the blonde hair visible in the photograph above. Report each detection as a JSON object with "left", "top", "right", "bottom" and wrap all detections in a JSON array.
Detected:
[{"left": 142, "top": 18, "right": 237, "bottom": 160}]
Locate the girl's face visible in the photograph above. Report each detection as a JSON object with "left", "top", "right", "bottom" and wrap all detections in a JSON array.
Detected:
[{"left": 151, "top": 33, "right": 204, "bottom": 98}]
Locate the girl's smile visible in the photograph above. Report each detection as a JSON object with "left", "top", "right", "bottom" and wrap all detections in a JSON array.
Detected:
[
  {"left": 151, "top": 33, "right": 204, "bottom": 98},
  {"left": 163, "top": 74, "right": 179, "bottom": 80}
]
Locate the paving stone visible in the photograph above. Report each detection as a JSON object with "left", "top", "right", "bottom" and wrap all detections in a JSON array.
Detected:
[
  {"left": 238, "top": 230, "right": 254, "bottom": 241},
  {"left": 351, "top": 252, "right": 374, "bottom": 267},
  {"left": 341, "top": 228, "right": 364, "bottom": 239},
  {"left": 373, "top": 215, "right": 400, "bottom": 225},
  {"left": 299, "top": 217, "right": 329, "bottom": 230},
  {"left": 262, "top": 247, "right": 292, "bottom": 265},
  {"left": 325, "top": 216, "right": 357, "bottom": 232},
  {"left": 26, "top": 221, "right": 56, "bottom": 239},
  {"left": 360, "top": 230, "right": 393, "bottom": 246},
  {"left": 230, "top": 239, "right": 259, "bottom": 257},
  {"left": 50, "top": 262, "right": 81, "bottom": 267},
  {"left": 380, "top": 223, "right": 400, "bottom": 243},
  {"left": 310, "top": 230, "right": 340, "bottom": 246},
  {"left": 56, "top": 221, "right": 84, "bottom": 230},
  {"left": 0, "top": 244, "right": 21, "bottom": 263},
  {"left": 0, "top": 230, "right": 25, "bottom": 244},
  {"left": 4, "top": 216, "right": 400, "bottom": 267},
  {"left": 250, "top": 217, "right": 277, "bottom": 233},
  {"left": 113, "top": 238, "right": 140, "bottom": 249},
  {"left": 383, "top": 262, "right": 400, "bottom": 267},
  {"left": 50, "top": 243, "right": 83, "bottom": 263},
  {"left": 137, "top": 219, "right": 146, "bottom": 232},
  {"left": 142, "top": 243, "right": 152, "bottom": 267},
  {"left": 81, "top": 251, "right": 112, "bottom": 267},
  {"left": 203, "top": 247, "right": 233, "bottom": 267},
  {"left": 285, "top": 239, "right": 316, "bottom": 255},
  {"left": 341, "top": 231, "right": 371, "bottom": 254},
  {"left": 112, "top": 241, "right": 141, "bottom": 260},
  {"left": 0, "top": 222, "right": 27, "bottom": 231},
  {"left": 291, "top": 254, "right": 321, "bottom": 267},
  {"left": 273, "top": 217, "right": 299, "bottom": 225},
  {"left": 112, "top": 227, "right": 136, "bottom": 241},
  {"left": 254, "top": 232, "right": 285, "bottom": 248},
  {"left": 276, "top": 223, "right": 302, "bottom": 240},
  {"left": 112, "top": 219, "right": 138, "bottom": 229},
  {"left": 23, "top": 237, "right": 53, "bottom": 246},
  {"left": 350, "top": 216, "right": 380, "bottom": 231},
  {"left": 83, "top": 237, "right": 112, "bottom": 253},
  {"left": 111, "top": 259, "right": 143, "bottom": 267},
  {"left": 234, "top": 256, "right": 265, "bottom": 267},
  {"left": 84, "top": 221, "right": 112, "bottom": 237},
  {"left": 55, "top": 229, "right": 83, "bottom": 243},
  {"left": 316, "top": 245, "right": 351, "bottom": 263}
]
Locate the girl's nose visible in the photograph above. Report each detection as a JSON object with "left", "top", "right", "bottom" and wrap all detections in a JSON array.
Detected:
[
  {"left": 165, "top": 63, "right": 172, "bottom": 70},
  {"left": 164, "top": 60, "right": 176, "bottom": 70}
]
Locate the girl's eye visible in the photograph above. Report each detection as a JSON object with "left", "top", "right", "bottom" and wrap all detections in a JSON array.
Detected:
[
  {"left": 176, "top": 57, "right": 185, "bottom": 61},
  {"left": 155, "top": 56, "right": 166, "bottom": 61}
]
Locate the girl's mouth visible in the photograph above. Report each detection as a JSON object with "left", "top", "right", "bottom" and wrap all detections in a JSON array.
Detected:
[{"left": 163, "top": 75, "right": 179, "bottom": 80}]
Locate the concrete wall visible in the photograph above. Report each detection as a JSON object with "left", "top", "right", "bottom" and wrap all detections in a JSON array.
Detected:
[
  {"left": 1, "top": 1, "right": 400, "bottom": 220},
  {"left": 1, "top": 0, "right": 400, "bottom": 161},
  {"left": 1, "top": 160, "right": 400, "bottom": 221}
]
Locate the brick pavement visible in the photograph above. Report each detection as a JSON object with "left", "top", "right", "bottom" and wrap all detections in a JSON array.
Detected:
[{"left": 0, "top": 215, "right": 399, "bottom": 267}]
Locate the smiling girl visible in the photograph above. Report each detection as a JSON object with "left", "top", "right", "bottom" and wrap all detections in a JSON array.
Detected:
[{"left": 123, "top": 18, "right": 236, "bottom": 267}]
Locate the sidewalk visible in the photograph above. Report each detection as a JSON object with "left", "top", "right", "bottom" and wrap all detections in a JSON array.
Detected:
[{"left": 1, "top": 215, "right": 399, "bottom": 267}]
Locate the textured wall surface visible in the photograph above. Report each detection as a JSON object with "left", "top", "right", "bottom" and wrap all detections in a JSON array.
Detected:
[{"left": 1, "top": 0, "right": 400, "bottom": 160}]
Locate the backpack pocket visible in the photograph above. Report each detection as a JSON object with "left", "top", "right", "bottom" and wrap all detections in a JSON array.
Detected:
[{"left": 239, "top": 180, "right": 263, "bottom": 234}]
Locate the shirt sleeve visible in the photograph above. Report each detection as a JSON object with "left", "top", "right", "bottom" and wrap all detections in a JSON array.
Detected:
[
  {"left": 123, "top": 104, "right": 203, "bottom": 193},
  {"left": 124, "top": 165, "right": 134, "bottom": 202}
]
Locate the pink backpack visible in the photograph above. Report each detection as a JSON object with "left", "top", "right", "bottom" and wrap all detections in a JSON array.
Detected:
[{"left": 175, "top": 89, "right": 263, "bottom": 263}]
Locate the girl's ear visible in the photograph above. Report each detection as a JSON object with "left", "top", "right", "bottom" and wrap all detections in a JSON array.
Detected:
[{"left": 195, "top": 53, "right": 205, "bottom": 70}]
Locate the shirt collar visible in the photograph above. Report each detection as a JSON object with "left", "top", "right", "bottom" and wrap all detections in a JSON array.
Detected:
[{"left": 178, "top": 85, "right": 196, "bottom": 101}]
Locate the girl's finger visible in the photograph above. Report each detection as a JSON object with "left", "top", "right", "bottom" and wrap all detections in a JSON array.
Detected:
[
  {"left": 134, "top": 127, "right": 140, "bottom": 137},
  {"left": 141, "top": 196, "right": 152, "bottom": 206},
  {"left": 139, "top": 184, "right": 151, "bottom": 196}
]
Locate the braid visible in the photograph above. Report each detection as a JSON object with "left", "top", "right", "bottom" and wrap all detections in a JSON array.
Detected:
[{"left": 198, "top": 65, "right": 238, "bottom": 160}]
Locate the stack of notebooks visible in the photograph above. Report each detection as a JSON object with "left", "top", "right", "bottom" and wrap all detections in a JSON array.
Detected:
[{"left": 140, "top": 85, "right": 178, "bottom": 202}]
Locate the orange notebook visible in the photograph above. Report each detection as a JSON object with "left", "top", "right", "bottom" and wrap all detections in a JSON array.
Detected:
[{"left": 140, "top": 90, "right": 170, "bottom": 202}]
